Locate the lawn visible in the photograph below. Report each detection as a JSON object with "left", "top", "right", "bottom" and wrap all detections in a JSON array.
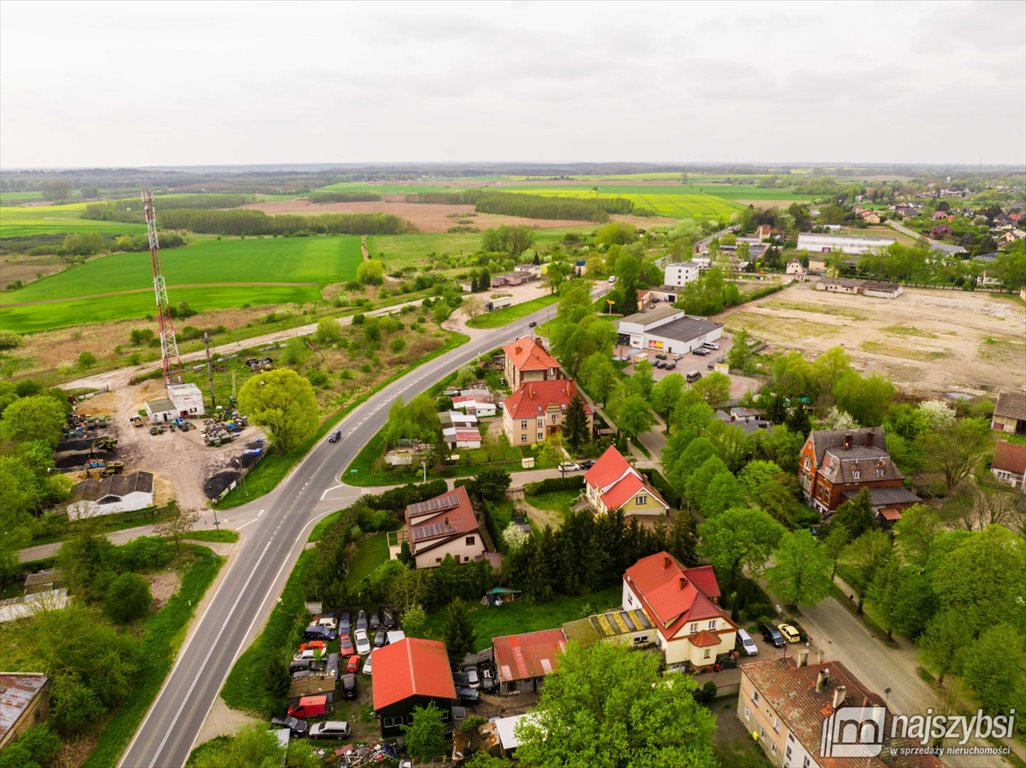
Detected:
[
  {"left": 348, "top": 532, "right": 389, "bottom": 581},
  {"left": 524, "top": 489, "right": 581, "bottom": 523},
  {"left": 422, "top": 586, "right": 622, "bottom": 642},
  {"left": 0, "top": 203, "right": 149, "bottom": 237},
  {"left": 467, "top": 294, "right": 559, "bottom": 328}
]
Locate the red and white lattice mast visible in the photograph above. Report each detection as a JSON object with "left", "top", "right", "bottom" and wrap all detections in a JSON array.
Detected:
[{"left": 142, "top": 190, "right": 183, "bottom": 384}]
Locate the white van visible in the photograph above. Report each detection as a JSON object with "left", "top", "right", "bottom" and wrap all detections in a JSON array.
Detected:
[{"left": 737, "top": 628, "right": 759, "bottom": 656}]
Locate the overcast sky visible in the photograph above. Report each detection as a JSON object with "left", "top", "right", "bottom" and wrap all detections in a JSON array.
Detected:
[{"left": 2, "top": 1, "right": 1024, "bottom": 168}]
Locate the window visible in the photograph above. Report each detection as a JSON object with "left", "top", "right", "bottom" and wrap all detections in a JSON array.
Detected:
[
  {"left": 551, "top": 415, "right": 558, "bottom": 424},
  {"left": 707, "top": 620, "right": 717, "bottom": 630},
  {"left": 744, "top": 707, "right": 750, "bottom": 721},
  {"left": 852, "top": 469, "right": 861, "bottom": 479},
  {"left": 521, "top": 420, "right": 527, "bottom": 429},
  {"left": 751, "top": 690, "right": 760, "bottom": 704},
  {"left": 435, "top": 557, "right": 441, "bottom": 564},
  {"left": 521, "top": 435, "right": 528, "bottom": 443},
  {"left": 464, "top": 556, "right": 470, "bottom": 562},
  {"left": 689, "top": 623, "right": 698, "bottom": 633},
  {"left": 876, "top": 467, "right": 885, "bottom": 477},
  {"left": 466, "top": 536, "right": 475, "bottom": 545},
  {"left": 537, "top": 432, "right": 544, "bottom": 440},
  {"left": 786, "top": 746, "right": 792, "bottom": 761},
  {"left": 760, "top": 728, "right": 766, "bottom": 740},
  {"left": 773, "top": 717, "right": 780, "bottom": 733},
  {"left": 703, "top": 648, "right": 711, "bottom": 659},
  {"left": 770, "top": 742, "right": 777, "bottom": 754},
  {"left": 804, "top": 456, "right": 811, "bottom": 469},
  {"left": 636, "top": 495, "right": 647, "bottom": 505},
  {"left": 803, "top": 758, "right": 811, "bottom": 768}
]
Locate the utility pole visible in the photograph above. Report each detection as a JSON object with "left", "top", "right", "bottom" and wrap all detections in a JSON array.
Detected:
[{"left": 204, "top": 332, "right": 216, "bottom": 410}]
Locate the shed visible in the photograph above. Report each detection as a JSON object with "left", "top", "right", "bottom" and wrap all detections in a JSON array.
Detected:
[
  {"left": 0, "top": 673, "right": 51, "bottom": 749},
  {"left": 167, "top": 383, "right": 205, "bottom": 417},
  {"left": 145, "top": 398, "right": 177, "bottom": 423},
  {"left": 492, "top": 628, "right": 567, "bottom": 694},
  {"left": 67, "top": 471, "right": 154, "bottom": 520},
  {"left": 372, "top": 638, "right": 455, "bottom": 737}
]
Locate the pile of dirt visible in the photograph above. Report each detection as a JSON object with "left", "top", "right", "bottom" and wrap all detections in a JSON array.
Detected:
[{"left": 203, "top": 471, "right": 239, "bottom": 500}]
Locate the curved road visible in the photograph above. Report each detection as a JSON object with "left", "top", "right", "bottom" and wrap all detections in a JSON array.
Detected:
[{"left": 118, "top": 291, "right": 602, "bottom": 768}]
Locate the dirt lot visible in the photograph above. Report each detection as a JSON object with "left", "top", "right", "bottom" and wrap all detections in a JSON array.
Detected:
[
  {"left": 0, "top": 254, "right": 67, "bottom": 289},
  {"left": 243, "top": 196, "right": 674, "bottom": 234},
  {"left": 718, "top": 283, "right": 1026, "bottom": 396}
]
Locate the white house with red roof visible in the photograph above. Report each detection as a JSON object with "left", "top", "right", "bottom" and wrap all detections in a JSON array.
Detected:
[
  {"left": 372, "top": 638, "right": 456, "bottom": 737},
  {"left": 503, "top": 337, "right": 563, "bottom": 391},
  {"left": 583, "top": 446, "right": 669, "bottom": 518},
  {"left": 621, "top": 551, "right": 736, "bottom": 668},
  {"left": 502, "top": 379, "right": 591, "bottom": 446},
  {"left": 391, "top": 485, "right": 485, "bottom": 568}
]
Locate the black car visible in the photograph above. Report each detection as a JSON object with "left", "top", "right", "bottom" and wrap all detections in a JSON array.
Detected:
[
  {"left": 356, "top": 609, "right": 368, "bottom": 632},
  {"left": 579, "top": 460, "right": 595, "bottom": 470},
  {"left": 271, "top": 715, "right": 308, "bottom": 737},
  {"left": 655, "top": 353, "right": 668, "bottom": 360},
  {"left": 328, "top": 430, "right": 341, "bottom": 443},
  {"left": 653, "top": 360, "right": 665, "bottom": 369},
  {"left": 693, "top": 348, "right": 709, "bottom": 356},
  {"left": 457, "top": 687, "right": 480, "bottom": 705},
  {"left": 715, "top": 651, "right": 739, "bottom": 670},
  {"left": 339, "top": 612, "right": 351, "bottom": 635},
  {"left": 289, "top": 658, "right": 325, "bottom": 675},
  {"left": 760, "top": 622, "right": 786, "bottom": 648},
  {"left": 664, "top": 362, "right": 676, "bottom": 370},
  {"left": 380, "top": 606, "right": 396, "bottom": 628},
  {"left": 325, "top": 653, "right": 340, "bottom": 680},
  {"left": 528, "top": 321, "right": 537, "bottom": 328},
  {"left": 369, "top": 609, "right": 381, "bottom": 630},
  {"left": 303, "top": 625, "right": 337, "bottom": 642},
  {"left": 373, "top": 628, "right": 388, "bottom": 648},
  {"left": 341, "top": 673, "right": 357, "bottom": 699}
]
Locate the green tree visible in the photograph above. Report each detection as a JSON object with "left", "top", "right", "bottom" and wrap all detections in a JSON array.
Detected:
[
  {"left": 154, "top": 503, "right": 200, "bottom": 555},
  {"left": 691, "top": 371, "right": 731, "bottom": 407},
  {"left": 698, "top": 506, "right": 785, "bottom": 584},
  {"left": 356, "top": 258, "right": 385, "bottom": 285},
  {"left": 823, "top": 523, "right": 851, "bottom": 578},
  {"left": 832, "top": 371, "right": 895, "bottom": 426},
  {"left": 514, "top": 642, "right": 717, "bottom": 768},
  {"left": 191, "top": 723, "right": 284, "bottom": 768},
  {"left": 831, "top": 489, "right": 876, "bottom": 539},
  {"left": 766, "top": 529, "right": 833, "bottom": 609},
  {"left": 238, "top": 369, "right": 320, "bottom": 453},
  {"left": 613, "top": 394, "right": 654, "bottom": 441},
  {"left": 563, "top": 393, "right": 590, "bottom": 450},
  {"left": 401, "top": 603, "right": 428, "bottom": 637},
  {"left": 892, "top": 504, "right": 942, "bottom": 567},
  {"left": 842, "top": 530, "right": 891, "bottom": 613},
  {"left": 402, "top": 702, "right": 447, "bottom": 762},
  {"left": 962, "top": 623, "right": 1023, "bottom": 715},
  {"left": 0, "top": 497, "right": 33, "bottom": 586},
  {"left": 0, "top": 724, "right": 61, "bottom": 768},
  {"left": 1, "top": 394, "right": 67, "bottom": 449},
  {"left": 919, "top": 417, "right": 991, "bottom": 494},
  {"left": 919, "top": 609, "right": 966, "bottom": 685},
  {"left": 78, "top": 350, "right": 97, "bottom": 369},
  {"left": 579, "top": 352, "right": 619, "bottom": 406},
  {"left": 684, "top": 455, "right": 728, "bottom": 510},
  {"left": 650, "top": 373, "right": 684, "bottom": 430},
  {"left": 544, "top": 255, "right": 575, "bottom": 294},
  {"left": 50, "top": 672, "right": 105, "bottom": 737},
  {"left": 314, "top": 317, "right": 343, "bottom": 344},
  {"left": 727, "top": 328, "right": 755, "bottom": 374},
  {"left": 103, "top": 572, "right": 152, "bottom": 624},
  {"left": 443, "top": 598, "right": 476, "bottom": 662},
  {"left": 472, "top": 466, "right": 512, "bottom": 501},
  {"left": 700, "top": 470, "right": 739, "bottom": 517}
]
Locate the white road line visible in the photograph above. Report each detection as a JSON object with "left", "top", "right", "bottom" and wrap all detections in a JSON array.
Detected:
[
  {"left": 257, "top": 508, "right": 265, "bottom": 517},
  {"left": 236, "top": 519, "right": 259, "bottom": 530}
]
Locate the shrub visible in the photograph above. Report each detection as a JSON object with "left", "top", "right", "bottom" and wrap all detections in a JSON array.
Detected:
[
  {"left": 117, "top": 535, "right": 171, "bottom": 571},
  {"left": 523, "top": 476, "right": 585, "bottom": 495},
  {"left": 103, "top": 572, "right": 152, "bottom": 623}
]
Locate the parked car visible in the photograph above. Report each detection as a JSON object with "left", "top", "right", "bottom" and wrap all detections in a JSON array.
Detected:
[
  {"left": 346, "top": 654, "right": 361, "bottom": 674},
  {"left": 692, "top": 348, "right": 709, "bottom": 356},
  {"left": 460, "top": 668, "right": 481, "bottom": 689},
  {"left": 362, "top": 652, "right": 374, "bottom": 675},
  {"left": 271, "top": 715, "right": 308, "bottom": 737},
  {"left": 558, "top": 462, "right": 581, "bottom": 472},
  {"left": 293, "top": 649, "right": 321, "bottom": 662},
  {"left": 328, "top": 430, "right": 342, "bottom": 443},
  {"left": 481, "top": 667, "right": 497, "bottom": 693},
  {"left": 289, "top": 658, "right": 323, "bottom": 674},
  {"left": 664, "top": 361, "right": 676, "bottom": 370},
  {"left": 339, "top": 612, "right": 351, "bottom": 635},
  {"left": 528, "top": 321, "right": 537, "bottom": 327},
  {"left": 654, "top": 353, "right": 668, "bottom": 360},
  {"left": 297, "top": 640, "right": 326, "bottom": 654},
  {"left": 380, "top": 606, "right": 396, "bottom": 628},
  {"left": 457, "top": 687, "right": 480, "bottom": 705},
  {"left": 341, "top": 673, "right": 357, "bottom": 699},
  {"left": 736, "top": 628, "right": 759, "bottom": 656},
  {"left": 579, "top": 460, "right": 595, "bottom": 470},
  {"left": 653, "top": 360, "right": 665, "bottom": 369},
  {"left": 373, "top": 628, "right": 388, "bottom": 648},
  {"left": 369, "top": 609, "right": 381, "bottom": 630},
  {"left": 778, "top": 623, "right": 801, "bottom": 644},
  {"left": 303, "top": 625, "right": 337, "bottom": 642},
  {"left": 325, "top": 653, "right": 340, "bottom": 680},
  {"left": 339, "top": 634, "right": 355, "bottom": 657},
  {"left": 686, "top": 371, "right": 702, "bottom": 383},
  {"left": 316, "top": 611, "right": 337, "bottom": 630},
  {"left": 760, "top": 622, "right": 786, "bottom": 648},
  {"left": 356, "top": 610, "right": 368, "bottom": 632},
  {"left": 309, "top": 721, "right": 352, "bottom": 740},
  {"left": 354, "top": 628, "right": 371, "bottom": 655},
  {"left": 714, "top": 651, "right": 739, "bottom": 670},
  {"left": 703, "top": 342, "right": 720, "bottom": 350}
]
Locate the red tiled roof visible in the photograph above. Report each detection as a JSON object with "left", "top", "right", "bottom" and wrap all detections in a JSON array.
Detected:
[
  {"left": 372, "top": 638, "right": 456, "bottom": 711},
  {"left": 585, "top": 445, "right": 632, "bottom": 489},
  {"left": 503, "top": 337, "right": 560, "bottom": 373},
  {"left": 623, "top": 552, "right": 730, "bottom": 641},
  {"left": 994, "top": 441, "right": 1026, "bottom": 475},
  {"left": 682, "top": 565, "right": 720, "bottom": 602},
  {"left": 404, "top": 485, "right": 480, "bottom": 556},
  {"left": 585, "top": 446, "right": 667, "bottom": 513},
  {"left": 493, "top": 629, "right": 567, "bottom": 683},
  {"left": 691, "top": 630, "right": 721, "bottom": 647},
  {"left": 502, "top": 379, "right": 588, "bottom": 420}
]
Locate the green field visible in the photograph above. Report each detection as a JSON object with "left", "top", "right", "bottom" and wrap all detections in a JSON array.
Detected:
[
  {"left": 367, "top": 227, "right": 592, "bottom": 270},
  {"left": 0, "top": 203, "right": 148, "bottom": 237},
  {"left": 467, "top": 294, "right": 559, "bottom": 328}
]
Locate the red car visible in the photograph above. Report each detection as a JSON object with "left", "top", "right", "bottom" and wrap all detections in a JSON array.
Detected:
[
  {"left": 346, "top": 655, "right": 361, "bottom": 674},
  {"left": 339, "top": 634, "right": 355, "bottom": 657}
]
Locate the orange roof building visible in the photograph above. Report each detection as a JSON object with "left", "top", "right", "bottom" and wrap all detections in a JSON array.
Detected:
[
  {"left": 492, "top": 628, "right": 568, "bottom": 694},
  {"left": 372, "top": 638, "right": 456, "bottom": 737},
  {"left": 621, "top": 551, "right": 736, "bottom": 668},
  {"left": 583, "top": 446, "right": 669, "bottom": 518},
  {"left": 502, "top": 379, "right": 592, "bottom": 446},
  {"left": 503, "top": 337, "right": 562, "bottom": 391},
  {"left": 992, "top": 441, "right": 1026, "bottom": 490}
]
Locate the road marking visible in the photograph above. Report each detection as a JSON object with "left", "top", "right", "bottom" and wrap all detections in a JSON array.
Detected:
[
  {"left": 236, "top": 519, "right": 258, "bottom": 530},
  {"left": 257, "top": 508, "right": 264, "bottom": 517}
]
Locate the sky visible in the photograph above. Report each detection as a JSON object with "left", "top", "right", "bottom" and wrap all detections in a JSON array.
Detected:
[{"left": 2, "top": 1, "right": 1024, "bottom": 168}]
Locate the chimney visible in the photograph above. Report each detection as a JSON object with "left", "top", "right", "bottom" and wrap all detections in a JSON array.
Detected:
[
  {"left": 864, "top": 431, "right": 874, "bottom": 448},
  {"left": 833, "top": 686, "right": 847, "bottom": 709},
  {"left": 816, "top": 668, "right": 830, "bottom": 693},
  {"left": 797, "top": 650, "right": 809, "bottom": 668},
  {"left": 663, "top": 555, "right": 672, "bottom": 569},
  {"left": 679, "top": 577, "right": 688, "bottom": 590},
  {"left": 843, "top": 433, "right": 853, "bottom": 450},
  {"left": 817, "top": 649, "right": 825, "bottom": 664}
]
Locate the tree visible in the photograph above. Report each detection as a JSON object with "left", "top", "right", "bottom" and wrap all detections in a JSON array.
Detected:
[
  {"left": 691, "top": 371, "right": 731, "bottom": 407},
  {"left": 650, "top": 373, "right": 684, "bottom": 430},
  {"left": 579, "top": 352, "right": 618, "bottom": 405},
  {"left": 962, "top": 623, "right": 1023, "bottom": 715},
  {"left": 892, "top": 504, "right": 942, "bottom": 567},
  {"left": 0, "top": 724, "right": 60, "bottom": 768},
  {"left": 832, "top": 371, "right": 895, "bottom": 426},
  {"left": 868, "top": 557, "right": 936, "bottom": 641},
  {"left": 544, "top": 256, "right": 575, "bottom": 294},
  {"left": 514, "top": 642, "right": 718, "bottom": 768},
  {"left": 443, "top": 598, "right": 476, "bottom": 662},
  {"left": 314, "top": 317, "right": 342, "bottom": 344},
  {"left": 472, "top": 466, "right": 512, "bottom": 501},
  {"left": 613, "top": 394, "right": 654, "bottom": 441},
  {"left": 154, "top": 502, "right": 200, "bottom": 555},
  {"left": 823, "top": 523, "right": 851, "bottom": 578},
  {"left": 78, "top": 350, "right": 97, "bottom": 369},
  {"left": 502, "top": 521, "right": 530, "bottom": 551},
  {"left": 401, "top": 603, "right": 428, "bottom": 637},
  {"left": 402, "top": 702, "right": 447, "bottom": 762},
  {"left": 191, "top": 723, "right": 284, "bottom": 768},
  {"left": 727, "top": 328, "right": 755, "bottom": 374},
  {"left": 919, "top": 609, "right": 967, "bottom": 685},
  {"left": 919, "top": 417, "right": 991, "bottom": 494},
  {"left": 700, "top": 470, "right": 739, "bottom": 517},
  {"left": 698, "top": 507, "right": 785, "bottom": 584},
  {"left": 563, "top": 394, "right": 590, "bottom": 450},
  {"left": 540, "top": 433, "right": 565, "bottom": 468},
  {"left": 104, "top": 572, "right": 152, "bottom": 623},
  {"left": 831, "top": 489, "right": 876, "bottom": 539},
  {"left": 1, "top": 394, "right": 67, "bottom": 449},
  {"left": 684, "top": 455, "right": 728, "bottom": 510},
  {"left": 356, "top": 259, "right": 385, "bottom": 285},
  {"left": 842, "top": 530, "right": 891, "bottom": 613},
  {"left": 766, "top": 529, "right": 833, "bottom": 609},
  {"left": 0, "top": 499, "right": 32, "bottom": 586},
  {"left": 238, "top": 369, "right": 320, "bottom": 454}
]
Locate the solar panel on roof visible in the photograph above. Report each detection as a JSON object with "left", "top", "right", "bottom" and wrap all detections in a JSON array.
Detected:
[
  {"left": 621, "top": 611, "right": 637, "bottom": 631},
  {"left": 407, "top": 493, "right": 461, "bottom": 518}
]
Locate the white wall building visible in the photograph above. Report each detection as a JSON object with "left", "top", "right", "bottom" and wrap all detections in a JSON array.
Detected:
[
  {"left": 797, "top": 233, "right": 895, "bottom": 255},
  {"left": 67, "top": 472, "right": 155, "bottom": 519},
  {"left": 167, "top": 383, "right": 205, "bottom": 417},
  {"left": 663, "top": 261, "right": 700, "bottom": 288},
  {"left": 617, "top": 307, "right": 723, "bottom": 354}
]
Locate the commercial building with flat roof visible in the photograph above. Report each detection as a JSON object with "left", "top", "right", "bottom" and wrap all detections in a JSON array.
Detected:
[{"left": 617, "top": 307, "right": 722, "bottom": 354}]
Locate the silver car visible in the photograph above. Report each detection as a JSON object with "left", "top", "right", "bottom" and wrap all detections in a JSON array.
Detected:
[{"left": 309, "top": 721, "right": 351, "bottom": 740}]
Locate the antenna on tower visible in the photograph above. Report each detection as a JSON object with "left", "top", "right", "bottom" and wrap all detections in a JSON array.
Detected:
[{"left": 142, "top": 190, "right": 183, "bottom": 384}]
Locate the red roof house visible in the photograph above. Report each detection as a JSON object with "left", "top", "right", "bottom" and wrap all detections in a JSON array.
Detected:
[
  {"left": 992, "top": 441, "right": 1026, "bottom": 490},
  {"left": 583, "top": 445, "right": 668, "bottom": 518},
  {"left": 622, "top": 551, "right": 736, "bottom": 669},
  {"left": 502, "top": 379, "right": 592, "bottom": 446},
  {"left": 372, "top": 638, "right": 456, "bottom": 736},
  {"left": 492, "top": 628, "right": 568, "bottom": 694},
  {"left": 503, "top": 337, "right": 562, "bottom": 391},
  {"left": 396, "top": 485, "right": 485, "bottom": 569}
]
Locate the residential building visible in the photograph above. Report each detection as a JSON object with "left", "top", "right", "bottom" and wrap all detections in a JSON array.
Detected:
[
  {"left": 491, "top": 272, "right": 527, "bottom": 287},
  {"left": 166, "top": 383, "right": 205, "bottom": 417},
  {"left": 992, "top": 391, "right": 1026, "bottom": 434},
  {"left": 503, "top": 337, "right": 562, "bottom": 392},
  {"left": 451, "top": 395, "right": 497, "bottom": 418},
  {"left": 439, "top": 410, "right": 478, "bottom": 429},
  {"left": 859, "top": 210, "right": 882, "bottom": 224},
  {"left": 0, "top": 673, "right": 51, "bottom": 750},
  {"left": 739, "top": 655, "right": 944, "bottom": 768},
  {"left": 391, "top": 485, "right": 485, "bottom": 568},
  {"left": 502, "top": 379, "right": 591, "bottom": 446},
  {"left": 372, "top": 638, "right": 456, "bottom": 737},
  {"left": 798, "top": 429, "right": 920, "bottom": 520},
  {"left": 815, "top": 277, "right": 903, "bottom": 299},
  {"left": 797, "top": 232, "right": 895, "bottom": 255},
  {"left": 663, "top": 261, "right": 700, "bottom": 287},
  {"left": 755, "top": 224, "right": 775, "bottom": 241},
  {"left": 992, "top": 441, "right": 1026, "bottom": 490},
  {"left": 785, "top": 258, "right": 807, "bottom": 280},
  {"left": 582, "top": 445, "right": 669, "bottom": 518},
  {"left": 492, "top": 629, "right": 567, "bottom": 694},
  {"left": 66, "top": 471, "right": 154, "bottom": 520},
  {"left": 621, "top": 552, "right": 736, "bottom": 669},
  {"left": 616, "top": 306, "right": 723, "bottom": 354}
]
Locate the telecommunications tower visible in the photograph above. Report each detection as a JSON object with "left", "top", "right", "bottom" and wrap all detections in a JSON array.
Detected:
[{"left": 142, "top": 191, "right": 183, "bottom": 384}]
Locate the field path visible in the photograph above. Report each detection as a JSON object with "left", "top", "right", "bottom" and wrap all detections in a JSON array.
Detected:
[
  {"left": 361, "top": 235, "right": 370, "bottom": 261},
  {"left": 1, "top": 281, "right": 319, "bottom": 307}
]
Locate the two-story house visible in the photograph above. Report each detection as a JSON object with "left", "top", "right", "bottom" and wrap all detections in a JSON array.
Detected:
[
  {"left": 502, "top": 379, "right": 591, "bottom": 446},
  {"left": 582, "top": 445, "right": 669, "bottom": 518},
  {"left": 502, "top": 337, "right": 562, "bottom": 392},
  {"left": 621, "top": 551, "right": 736, "bottom": 669},
  {"left": 799, "top": 428, "right": 920, "bottom": 521},
  {"left": 392, "top": 485, "right": 485, "bottom": 569}
]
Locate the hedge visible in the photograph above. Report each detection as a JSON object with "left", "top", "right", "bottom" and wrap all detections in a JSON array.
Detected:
[{"left": 523, "top": 475, "right": 585, "bottom": 495}]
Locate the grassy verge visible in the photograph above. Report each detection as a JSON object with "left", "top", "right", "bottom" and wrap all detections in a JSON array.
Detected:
[
  {"left": 422, "top": 586, "right": 620, "bottom": 641},
  {"left": 221, "top": 550, "right": 314, "bottom": 713},
  {"left": 216, "top": 331, "right": 469, "bottom": 508},
  {"left": 83, "top": 545, "right": 224, "bottom": 768},
  {"left": 348, "top": 532, "right": 389, "bottom": 581},
  {"left": 466, "top": 293, "right": 559, "bottom": 328},
  {"left": 186, "top": 529, "right": 240, "bottom": 543},
  {"left": 31, "top": 505, "right": 172, "bottom": 546}
]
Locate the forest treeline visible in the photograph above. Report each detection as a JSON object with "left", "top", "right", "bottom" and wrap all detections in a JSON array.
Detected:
[
  {"left": 306, "top": 191, "right": 382, "bottom": 203},
  {"left": 156, "top": 209, "right": 417, "bottom": 236},
  {"left": 404, "top": 190, "right": 635, "bottom": 221},
  {"left": 82, "top": 194, "right": 254, "bottom": 222}
]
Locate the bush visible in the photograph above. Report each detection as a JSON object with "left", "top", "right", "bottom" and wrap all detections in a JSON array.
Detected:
[
  {"left": 104, "top": 572, "right": 152, "bottom": 623},
  {"left": 0, "top": 724, "right": 60, "bottom": 768},
  {"left": 0, "top": 331, "right": 23, "bottom": 350},
  {"left": 523, "top": 475, "right": 585, "bottom": 495},
  {"left": 117, "top": 535, "right": 172, "bottom": 572}
]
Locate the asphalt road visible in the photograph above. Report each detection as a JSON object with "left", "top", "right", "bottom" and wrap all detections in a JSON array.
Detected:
[{"left": 118, "top": 295, "right": 596, "bottom": 768}]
